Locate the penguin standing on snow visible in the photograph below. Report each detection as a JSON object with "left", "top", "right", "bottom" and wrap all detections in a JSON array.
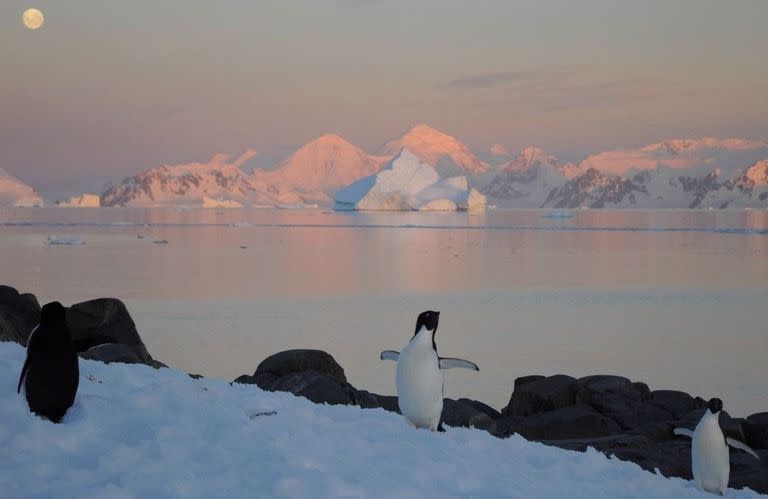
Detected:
[
  {"left": 380, "top": 310, "right": 478, "bottom": 431},
  {"left": 673, "top": 398, "right": 760, "bottom": 495},
  {"left": 17, "top": 302, "right": 79, "bottom": 423}
]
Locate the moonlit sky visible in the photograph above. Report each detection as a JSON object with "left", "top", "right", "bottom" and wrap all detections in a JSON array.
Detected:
[{"left": 2, "top": 0, "right": 767, "bottom": 198}]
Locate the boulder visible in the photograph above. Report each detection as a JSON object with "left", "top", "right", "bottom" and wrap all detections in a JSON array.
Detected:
[
  {"left": 495, "top": 404, "right": 622, "bottom": 440},
  {"left": 457, "top": 398, "right": 501, "bottom": 420},
  {"left": 576, "top": 375, "right": 671, "bottom": 430},
  {"left": 502, "top": 374, "right": 578, "bottom": 417},
  {"left": 0, "top": 285, "right": 40, "bottom": 344},
  {"left": 441, "top": 399, "right": 496, "bottom": 432},
  {"left": 254, "top": 349, "right": 347, "bottom": 382},
  {"left": 64, "top": 298, "right": 163, "bottom": 368},
  {"left": 80, "top": 343, "right": 166, "bottom": 368},
  {"left": 253, "top": 371, "right": 359, "bottom": 406},
  {"left": 66, "top": 298, "right": 145, "bottom": 348},
  {"left": 649, "top": 390, "right": 698, "bottom": 419},
  {"left": 744, "top": 412, "right": 768, "bottom": 450},
  {"left": 357, "top": 391, "right": 400, "bottom": 414},
  {"left": 235, "top": 350, "right": 360, "bottom": 406}
]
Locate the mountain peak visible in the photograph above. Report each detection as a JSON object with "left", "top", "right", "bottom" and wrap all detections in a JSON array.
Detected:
[
  {"left": 382, "top": 124, "right": 488, "bottom": 174},
  {"left": 503, "top": 147, "right": 570, "bottom": 175}
]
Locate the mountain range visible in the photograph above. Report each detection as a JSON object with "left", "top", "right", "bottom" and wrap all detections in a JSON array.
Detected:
[{"left": 2, "top": 125, "right": 767, "bottom": 210}]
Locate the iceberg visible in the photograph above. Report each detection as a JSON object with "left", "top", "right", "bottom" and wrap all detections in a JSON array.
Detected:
[
  {"left": 333, "top": 149, "right": 486, "bottom": 212},
  {"left": 58, "top": 193, "right": 101, "bottom": 208}
]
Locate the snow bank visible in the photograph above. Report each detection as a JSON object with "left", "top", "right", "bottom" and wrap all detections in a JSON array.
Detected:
[
  {"left": 334, "top": 149, "right": 486, "bottom": 211},
  {"left": 0, "top": 343, "right": 759, "bottom": 498}
]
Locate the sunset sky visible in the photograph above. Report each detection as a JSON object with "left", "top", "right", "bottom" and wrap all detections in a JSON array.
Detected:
[{"left": 2, "top": 0, "right": 767, "bottom": 197}]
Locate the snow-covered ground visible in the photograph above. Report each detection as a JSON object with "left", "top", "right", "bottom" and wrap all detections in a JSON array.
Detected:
[{"left": 0, "top": 343, "right": 762, "bottom": 498}]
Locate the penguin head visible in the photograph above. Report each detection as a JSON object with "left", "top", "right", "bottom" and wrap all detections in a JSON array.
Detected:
[
  {"left": 414, "top": 310, "right": 440, "bottom": 337},
  {"left": 40, "top": 301, "right": 67, "bottom": 328},
  {"left": 707, "top": 398, "right": 723, "bottom": 414}
]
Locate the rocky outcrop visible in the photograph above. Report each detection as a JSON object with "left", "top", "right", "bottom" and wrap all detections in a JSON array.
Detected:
[
  {"left": 235, "top": 356, "right": 768, "bottom": 494},
  {"left": 0, "top": 285, "right": 41, "bottom": 344},
  {"left": 0, "top": 287, "right": 164, "bottom": 368}
]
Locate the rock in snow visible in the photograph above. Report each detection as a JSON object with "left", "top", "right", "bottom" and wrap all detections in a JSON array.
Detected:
[{"left": 334, "top": 149, "right": 487, "bottom": 211}]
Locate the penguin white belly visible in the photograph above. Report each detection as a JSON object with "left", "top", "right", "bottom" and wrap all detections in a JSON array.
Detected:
[
  {"left": 692, "top": 422, "right": 730, "bottom": 495},
  {"left": 396, "top": 344, "right": 443, "bottom": 430}
]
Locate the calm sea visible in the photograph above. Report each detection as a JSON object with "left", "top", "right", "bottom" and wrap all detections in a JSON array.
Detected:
[{"left": 1, "top": 207, "right": 766, "bottom": 416}]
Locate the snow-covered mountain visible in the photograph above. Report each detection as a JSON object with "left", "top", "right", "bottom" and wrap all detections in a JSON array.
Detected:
[
  {"left": 481, "top": 147, "right": 577, "bottom": 208},
  {"left": 482, "top": 140, "right": 768, "bottom": 209},
  {"left": 254, "top": 134, "right": 388, "bottom": 204},
  {"left": 100, "top": 136, "right": 388, "bottom": 208},
  {"left": 575, "top": 138, "right": 768, "bottom": 177},
  {"left": 100, "top": 151, "right": 272, "bottom": 207},
  {"left": 334, "top": 149, "right": 486, "bottom": 211},
  {"left": 381, "top": 124, "right": 488, "bottom": 176},
  {"left": 0, "top": 168, "right": 43, "bottom": 207},
  {"left": 542, "top": 159, "right": 768, "bottom": 209},
  {"left": 55, "top": 131, "right": 768, "bottom": 210}
]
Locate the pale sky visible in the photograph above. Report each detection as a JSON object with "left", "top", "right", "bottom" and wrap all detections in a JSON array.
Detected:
[{"left": 2, "top": 0, "right": 767, "bottom": 198}]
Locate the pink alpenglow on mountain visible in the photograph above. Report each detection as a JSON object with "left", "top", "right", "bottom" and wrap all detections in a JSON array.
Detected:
[
  {"left": 334, "top": 149, "right": 486, "bottom": 211},
  {"left": 575, "top": 138, "right": 768, "bottom": 177},
  {"left": 0, "top": 168, "right": 44, "bottom": 207},
  {"left": 258, "top": 134, "right": 387, "bottom": 193},
  {"left": 382, "top": 124, "right": 488, "bottom": 175}
]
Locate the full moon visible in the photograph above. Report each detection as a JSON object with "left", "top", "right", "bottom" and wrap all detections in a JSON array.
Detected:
[{"left": 23, "top": 8, "right": 44, "bottom": 30}]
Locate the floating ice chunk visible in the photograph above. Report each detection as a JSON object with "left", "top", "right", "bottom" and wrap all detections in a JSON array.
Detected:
[
  {"left": 46, "top": 235, "right": 85, "bottom": 246},
  {"left": 334, "top": 149, "right": 486, "bottom": 212},
  {"left": 544, "top": 210, "right": 574, "bottom": 219},
  {"left": 202, "top": 196, "right": 243, "bottom": 208}
]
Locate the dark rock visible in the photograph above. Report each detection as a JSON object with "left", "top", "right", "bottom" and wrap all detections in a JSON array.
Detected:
[
  {"left": 628, "top": 421, "right": 676, "bottom": 443},
  {"left": 458, "top": 398, "right": 501, "bottom": 420},
  {"left": 576, "top": 375, "right": 671, "bottom": 430},
  {"left": 649, "top": 390, "right": 697, "bottom": 419},
  {"left": 256, "top": 370, "right": 359, "bottom": 406},
  {"left": 188, "top": 373, "right": 204, "bottom": 380},
  {"left": 254, "top": 349, "right": 346, "bottom": 383},
  {"left": 233, "top": 374, "right": 253, "bottom": 384},
  {"left": 442, "top": 399, "right": 496, "bottom": 432},
  {"left": 67, "top": 299, "right": 145, "bottom": 347},
  {"left": 513, "top": 375, "right": 545, "bottom": 391},
  {"left": 65, "top": 298, "right": 163, "bottom": 368},
  {"left": 676, "top": 409, "right": 746, "bottom": 443},
  {"left": 502, "top": 374, "right": 577, "bottom": 417},
  {"left": 730, "top": 449, "right": 768, "bottom": 493},
  {"left": 0, "top": 285, "right": 41, "bottom": 344},
  {"left": 745, "top": 412, "right": 768, "bottom": 450},
  {"left": 356, "top": 391, "right": 400, "bottom": 414},
  {"left": 496, "top": 404, "right": 623, "bottom": 440}
]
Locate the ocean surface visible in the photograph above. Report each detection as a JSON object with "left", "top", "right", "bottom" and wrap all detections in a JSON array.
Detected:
[{"left": 1, "top": 207, "right": 766, "bottom": 416}]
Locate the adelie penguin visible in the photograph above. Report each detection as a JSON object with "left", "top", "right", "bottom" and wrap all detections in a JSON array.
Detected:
[
  {"left": 380, "top": 310, "right": 478, "bottom": 432},
  {"left": 17, "top": 302, "right": 80, "bottom": 423},
  {"left": 673, "top": 398, "right": 760, "bottom": 495}
]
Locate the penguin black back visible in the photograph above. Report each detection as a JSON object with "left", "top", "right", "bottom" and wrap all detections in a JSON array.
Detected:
[
  {"left": 413, "top": 310, "right": 440, "bottom": 351},
  {"left": 18, "top": 302, "right": 79, "bottom": 423}
]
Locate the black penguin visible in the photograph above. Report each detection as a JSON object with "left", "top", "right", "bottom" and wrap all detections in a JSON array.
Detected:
[{"left": 17, "top": 302, "right": 79, "bottom": 423}]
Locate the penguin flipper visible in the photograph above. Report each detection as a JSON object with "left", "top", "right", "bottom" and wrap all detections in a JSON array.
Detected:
[
  {"left": 438, "top": 357, "right": 479, "bottom": 371},
  {"left": 380, "top": 350, "right": 400, "bottom": 361},
  {"left": 672, "top": 427, "right": 694, "bottom": 438},
  {"left": 17, "top": 355, "right": 31, "bottom": 394},
  {"left": 726, "top": 437, "right": 760, "bottom": 460}
]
